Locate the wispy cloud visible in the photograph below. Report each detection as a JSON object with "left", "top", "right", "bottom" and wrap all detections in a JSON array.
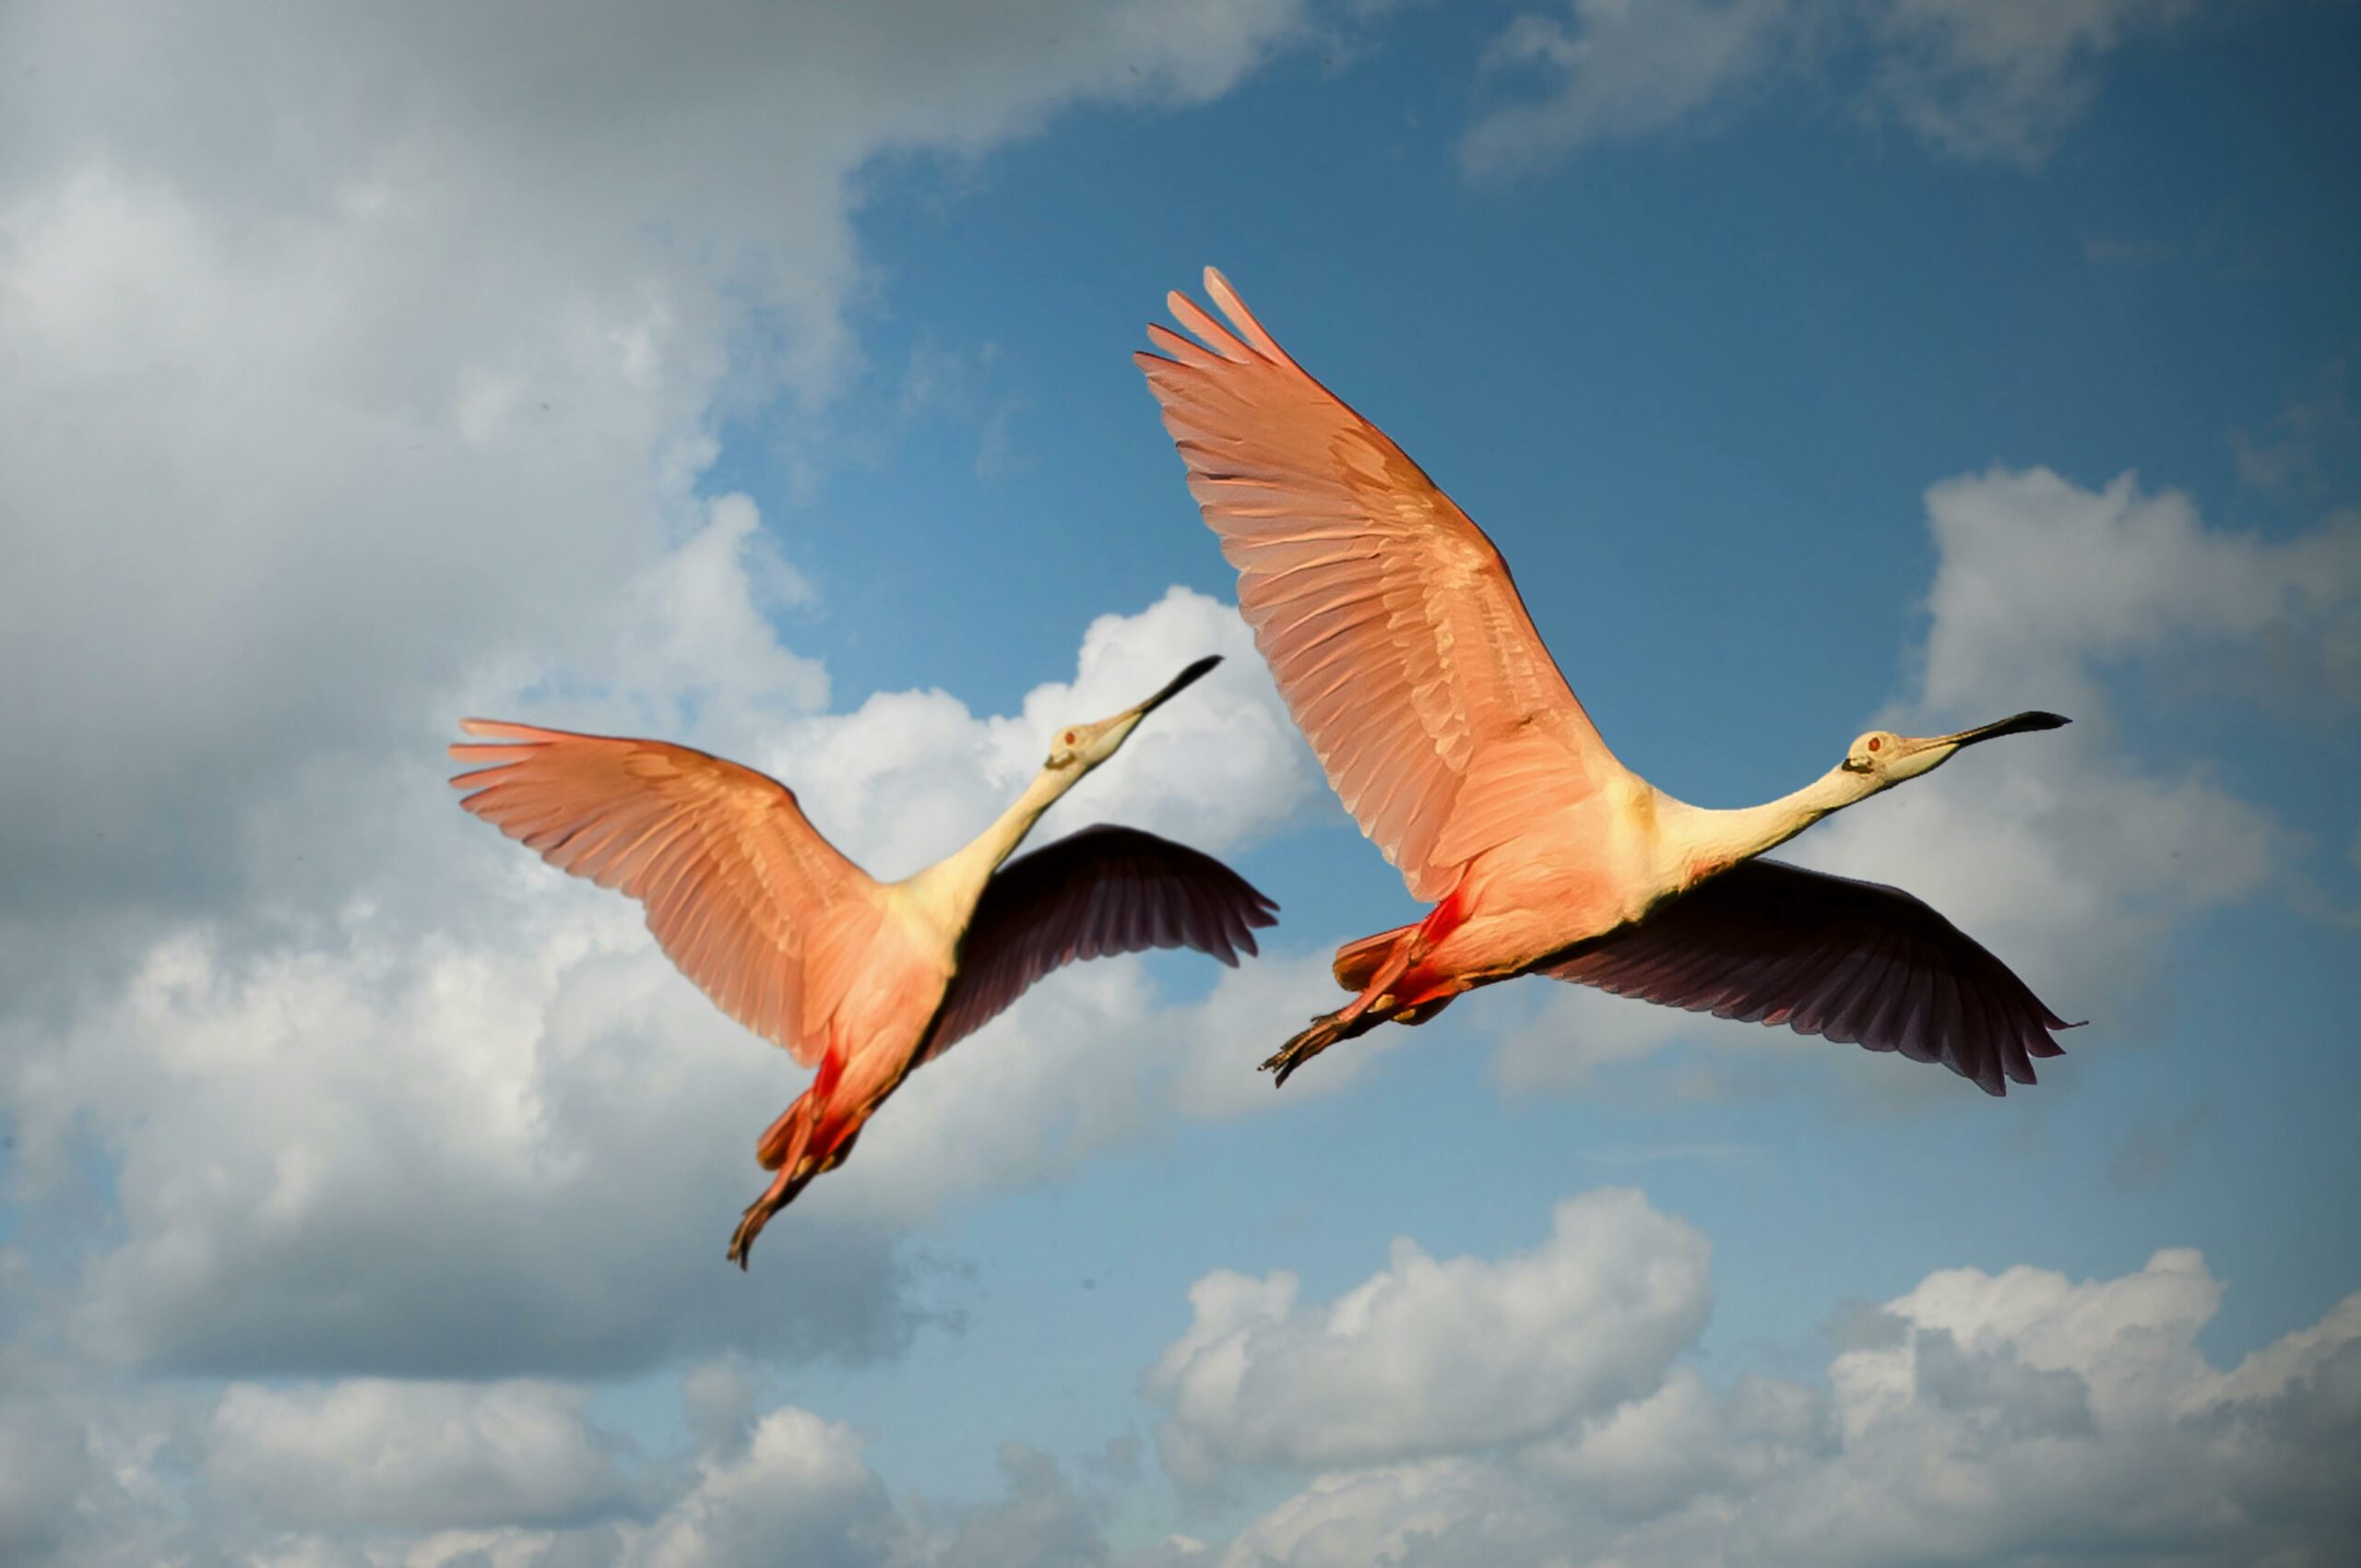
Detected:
[{"left": 1461, "top": 0, "right": 2205, "bottom": 178}]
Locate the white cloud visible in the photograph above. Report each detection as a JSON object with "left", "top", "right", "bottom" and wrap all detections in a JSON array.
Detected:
[
  {"left": 1145, "top": 1190, "right": 1711, "bottom": 1483},
  {"left": 1461, "top": 0, "right": 1793, "bottom": 177},
  {"left": 0, "top": 566, "right": 1321, "bottom": 1376},
  {"left": 1523, "top": 1365, "right": 1827, "bottom": 1522},
  {"left": 0, "top": 0, "right": 1370, "bottom": 1376},
  {"left": 1869, "top": 0, "right": 2198, "bottom": 165},
  {"left": 208, "top": 1381, "right": 632, "bottom": 1531},
  {"left": 1915, "top": 467, "right": 2361, "bottom": 719},
  {"left": 11, "top": 1196, "right": 2358, "bottom": 1565},
  {"left": 1183, "top": 1219, "right": 2361, "bottom": 1567},
  {"left": 773, "top": 587, "right": 1319, "bottom": 881},
  {"left": 0, "top": 0, "right": 1360, "bottom": 1420},
  {"left": 1460, "top": 0, "right": 2202, "bottom": 175},
  {"left": 1215, "top": 1458, "right": 1549, "bottom": 1568},
  {"left": 627, "top": 1407, "right": 896, "bottom": 1568},
  {"left": 0, "top": 0, "right": 1325, "bottom": 1005}
]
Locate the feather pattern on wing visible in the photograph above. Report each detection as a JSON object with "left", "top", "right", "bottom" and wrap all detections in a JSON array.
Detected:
[
  {"left": 1137, "top": 268, "right": 1624, "bottom": 900},
  {"left": 1543, "top": 859, "right": 2073, "bottom": 1095},
  {"left": 449, "top": 719, "right": 881, "bottom": 1065},
  {"left": 922, "top": 826, "right": 1279, "bottom": 1061}
]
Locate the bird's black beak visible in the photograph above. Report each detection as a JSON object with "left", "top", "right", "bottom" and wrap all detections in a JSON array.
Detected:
[
  {"left": 1134, "top": 654, "right": 1222, "bottom": 717},
  {"left": 1937, "top": 710, "right": 2071, "bottom": 749},
  {"left": 1879, "top": 710, "right": 2070, "bottom": 778}
]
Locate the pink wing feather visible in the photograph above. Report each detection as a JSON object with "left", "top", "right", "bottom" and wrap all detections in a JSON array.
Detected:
[
  {"left": 449, "top": 719, "right": 883, "bottom": 1066},
  {"left": 1545, "top": 859, "right": 2074, "bottom": 1095},
  {"left": 922, "top": 826, "right": 1279, "bottom": 1062},
  {"left": 1137, "top": 268, "right": 1624, "bottom": 901}
]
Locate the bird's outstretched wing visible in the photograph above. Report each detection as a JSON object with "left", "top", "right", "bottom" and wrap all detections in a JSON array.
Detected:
[
  {"left": 450, "top": 719, "right": 882, "bottom": 1066},
  {"left": 1543, "top": 859, "right": 2074, "bottom": 1095},
  {"left": 1137, "top": 268, "right": 1624, "bottom": 901},
  {"left": 921, "top": 826, "right": 1278, "bottom": 1062}
]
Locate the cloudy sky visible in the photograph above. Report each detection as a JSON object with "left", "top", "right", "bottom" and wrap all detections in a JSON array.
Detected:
[{"left": 3, "top": 0, "right": 2356, "bottom": 1562}]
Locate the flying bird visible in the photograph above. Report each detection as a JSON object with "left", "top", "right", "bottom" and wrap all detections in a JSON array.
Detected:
[
  {"left": 1137, "top": 271, "right": 2075, "bottom": 1094},
  {"left": 449, "top": 656, "right": 1275, "bottom": 1265}
]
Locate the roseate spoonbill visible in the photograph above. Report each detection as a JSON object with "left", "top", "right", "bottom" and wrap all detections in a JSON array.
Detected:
[
  {"left": 1137, "top": 271, "right": 2075, "bottom": 1094},
  {"left": 449, "top": 656, "right": 1275, "bottom": 1265}
]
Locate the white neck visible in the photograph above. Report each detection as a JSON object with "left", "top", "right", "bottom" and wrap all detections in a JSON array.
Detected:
[
  {"left": 904, "top": 765, "right": 1077, "bottom": 926},
  {"left": 1658, "top": 766, "right": 1873, "bottom": 884}
]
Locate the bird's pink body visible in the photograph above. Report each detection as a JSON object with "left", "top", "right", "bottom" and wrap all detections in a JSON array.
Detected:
[
  {"left": 1139, "top": 270, "right": 2075, "bottom": 1091},
  {"left": 1311, "top": 773, "right": 1771, "bottom": 1026},
  {"left": 449, "top": 657, "right": 1274, "bottom": 1265}
]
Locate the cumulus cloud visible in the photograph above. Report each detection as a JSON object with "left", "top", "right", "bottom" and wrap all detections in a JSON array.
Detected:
[
  {"left": 627, "top": 1406, "right": 899, "bottom": 1568},
  {"left": 0, "top": 0, "right": 1327, "bottom": 1006},
  {"left": 0, "top": 29, "right": 1359, "bottom": 1445},
  {"left": 208, "top": 1381, "right": 635, "bottom": 1531},
  {"left": 773, "top": 587, "right": 1319, "bottom": 881},
  {"left": 1162, "top": 1208, "right": 2361, "bottom": 1567},
  {"left": 13, "top": 1194, "right": 2359, "bottom": 1565},
  {"left": 2, "top": 565, "right": 1323, "bottom": 1378},
  {"left": 1145, "top": 1190, "right": 1712, "bottom": 1483},
  {"left": 0, "top": 2, "right": 1361, "bottom": 1507},
  {"left": 1461, "top": 0, "right": 2200, "bottom": 175},
  {"left": 232, "top": 1400, "right": 1115, "bottom": 1568},
  {"left": 1914, "top": 467, "right": 2361, "bottom": 719}
]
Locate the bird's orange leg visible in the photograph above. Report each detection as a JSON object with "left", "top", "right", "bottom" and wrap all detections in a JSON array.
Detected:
[
  {"left": 1264, "top": 941, "right": 1431, "bottom": 1086},
  {"left": 730, "top": 1046, "right": 849, "bottom": 1270},
  {"left": 1266, "top": 898, "right": 1472, "bottom": 1086},
  {"left": 728, "top": 1162, "right": 816, "bottom": 1269},
  {"left": 1278, "top": 942, "right": 1408, "bottom": 1065}
]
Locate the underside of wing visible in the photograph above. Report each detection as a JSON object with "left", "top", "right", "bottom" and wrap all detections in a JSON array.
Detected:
[
  {"left": 1543, "top": 859, "right": 2075, "bottom": 1096},
  {"left": 1137, "top": 268, "right": 1622, "bottom": 901},
  {"left": 449, "top": 719, "right": 881, "bottom": 1065},
  {"left": 921, "top": 825, "right": 1279, "bottom": 1063}
]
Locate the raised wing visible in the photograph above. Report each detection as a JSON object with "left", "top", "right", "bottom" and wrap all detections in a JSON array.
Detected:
[
  {"left": 449, "top": 719, "right": 882, "bottom": 1066},
  {"left": 1544, "top": 860, "right": 2075, "bottom": 1096},
  {"left": 921, "top": 826, "right": 1278, "bottom": 1061},
  {"left": 1137, "top": 268, "right": 1623, "bottom": 901}
]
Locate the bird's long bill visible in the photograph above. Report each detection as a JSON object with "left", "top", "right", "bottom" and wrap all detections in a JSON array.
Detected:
[
  {"left": 1077, "top": 654, "right": 1223, "bottom": 758},
  {"left": 1893, "top": 709, "right": 2070, "bottom": 768},
  {"left": 1923, "top": 710, "right": 2071, "bottom": 751},
  {"left": 1125, "top": 654, "right": 1222, "bottom": 720}
]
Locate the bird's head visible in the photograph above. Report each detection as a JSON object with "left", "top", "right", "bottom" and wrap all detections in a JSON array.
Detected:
[
  {"left": 1044, "top": 654, "right": 1222, "bottom": 774},
  {"left": 1838, "top": 710, "right": 2070, "bottom": 794}
]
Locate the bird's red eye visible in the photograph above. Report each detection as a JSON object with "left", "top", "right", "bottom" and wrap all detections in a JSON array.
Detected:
[
  {"left": 1062, "top": 731, "right": 1076, "bottom": 746},
  {"left": 1867, "top": 737, "right": 1881, "bottom": 752}
]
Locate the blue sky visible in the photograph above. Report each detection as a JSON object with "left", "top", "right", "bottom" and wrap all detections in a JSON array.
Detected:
[{"left": 2, "top": 1, "right": 2356, "bottom": 1564}]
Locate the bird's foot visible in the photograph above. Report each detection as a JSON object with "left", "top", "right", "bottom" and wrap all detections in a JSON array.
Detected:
[
  {"left": 728, "top": 1165, "right": 812, "bottom": 1271},
  {"left": 1262, "top": 1014, "right": 1345, "bottom": 1087},
  {"left": 726, "top": 1196, "right": 775, "bottom": 1272}
]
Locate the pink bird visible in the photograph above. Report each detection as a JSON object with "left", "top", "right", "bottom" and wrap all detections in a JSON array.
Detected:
[
  {"left": 449, "top": 656, "right": 1275, "bottom": 1266},
  {"left": 1137, "top": 270, "right": 2075, "bottom": 1094}
]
